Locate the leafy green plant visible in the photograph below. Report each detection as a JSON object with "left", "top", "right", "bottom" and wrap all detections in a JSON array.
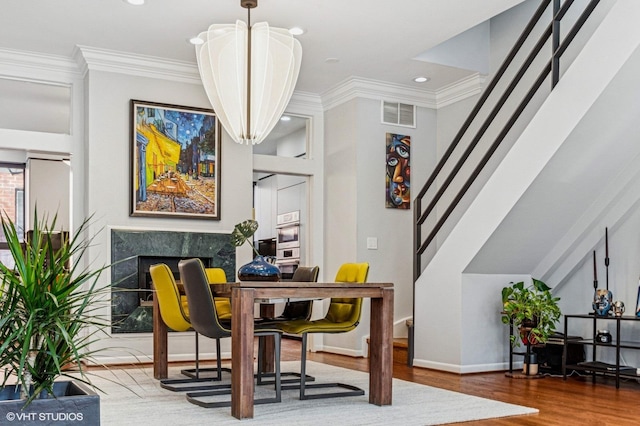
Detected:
[
  {"left": 0, "top": 210, "right": 110, "bottom": 406},
  {"left": 501, "top": 278, "right": 561, "bottom": 347},
  {"left": 230, "top": 219, "right": 260, "bottom": 257}
]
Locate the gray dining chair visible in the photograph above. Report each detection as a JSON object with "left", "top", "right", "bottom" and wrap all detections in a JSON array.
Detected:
[
  {"left": 257, "top": 265, "right": 320, "bottom": 323},
  {"left": 178, "top": 258, "right": 283, "bottom": 408}
]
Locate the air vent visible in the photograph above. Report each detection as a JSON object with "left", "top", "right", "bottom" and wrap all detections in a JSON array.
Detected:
[{"left": 382, "top": 101, "right": 415, "bottom": 128}]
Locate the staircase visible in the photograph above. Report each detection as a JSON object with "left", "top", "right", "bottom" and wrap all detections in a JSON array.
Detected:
[{"left": 410, "top": 0, "right": 640, "bottom": 371}]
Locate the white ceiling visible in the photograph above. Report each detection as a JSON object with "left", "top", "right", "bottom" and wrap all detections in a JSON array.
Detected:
[{"left": 0, "top": 0, "right": 525, "bottom": 95}]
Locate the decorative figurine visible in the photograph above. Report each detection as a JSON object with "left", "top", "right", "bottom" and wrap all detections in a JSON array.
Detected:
[
  {"left": 593, "top": 288, "right": 613, "bottom": 316},
  {"left": 592, "top": 229, "right": 614, "bottom": 317},
  {"left": 613, "top": 300, "right": 625, "bottom": 317}
]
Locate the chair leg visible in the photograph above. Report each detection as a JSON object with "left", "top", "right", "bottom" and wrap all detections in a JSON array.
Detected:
[
  {"left": 297, "top": 333, "right": 365, "bottom": 400},
  {"left": 299, "top": 333, "right": 308, "bottom": 399},
  {"left": 162, "top": 334, "right": 231, "bottom": 392},
  {"left": 187, "top": 332, "right": 282, "bottom": 408},
  {"left": 257, "top": 334, "right": 315, "bottom": 387},
  {"left": 253, "top": 332, "right": 282, "bottom": 405},
  {"left": 256, "top": 336, "right": 264, "bottom": 384},
  {"left": 181, "top": 334, "right": 231, "bottom": 380},
  {"left": 216, "top": 337, "right": 223, "bottom": 381}
]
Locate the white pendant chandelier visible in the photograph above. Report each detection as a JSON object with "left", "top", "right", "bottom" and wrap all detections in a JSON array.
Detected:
[{"left": 195, "top": 0, "right": 302, "bottom": 145}]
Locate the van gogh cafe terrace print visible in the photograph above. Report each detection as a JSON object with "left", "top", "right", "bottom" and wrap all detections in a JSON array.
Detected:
[{"left": 131, "top": 100, "right": 221, "bottom": 220}]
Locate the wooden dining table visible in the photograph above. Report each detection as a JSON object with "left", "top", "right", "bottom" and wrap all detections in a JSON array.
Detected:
[{"left": 152, "top": 281, "right": 394, "bottom": 420}]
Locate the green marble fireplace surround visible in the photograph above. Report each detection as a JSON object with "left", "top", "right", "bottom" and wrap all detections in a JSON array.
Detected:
[{"left": 110, "top": 229, "right": 235, "bottom": 333}]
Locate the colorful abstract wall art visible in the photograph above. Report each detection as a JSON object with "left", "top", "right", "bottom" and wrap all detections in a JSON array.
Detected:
[{"left": 386, "top": 133, "right": 410, "bottom": 209}]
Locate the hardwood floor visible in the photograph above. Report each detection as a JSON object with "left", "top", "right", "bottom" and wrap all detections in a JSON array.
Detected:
[{"left": 286, "top": 339, "right": 640, "bottom": 425}]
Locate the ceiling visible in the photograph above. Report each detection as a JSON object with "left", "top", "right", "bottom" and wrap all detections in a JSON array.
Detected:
[{"left": 1, "top": 0, "right": 525, "bottom": 95}]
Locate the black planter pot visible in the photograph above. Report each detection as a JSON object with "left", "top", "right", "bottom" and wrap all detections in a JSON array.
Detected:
[
  {"left": 521, "top": 316, "right": 539, "bottom": 329},
  {"left": 0, "top": 381, "right": 100, "bottom": 425}
]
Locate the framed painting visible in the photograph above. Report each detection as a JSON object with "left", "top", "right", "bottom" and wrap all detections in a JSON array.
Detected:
[
  {"left": 130, "top": 100, "right": 221, "bottom": 219},
  {"left": 385, "top": 133, "right": 410, "bottom": 209}
]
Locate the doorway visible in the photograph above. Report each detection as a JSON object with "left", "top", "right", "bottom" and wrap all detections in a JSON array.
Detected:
[{"left": 252, "top": 114, "right": 312, "bottom": 277}]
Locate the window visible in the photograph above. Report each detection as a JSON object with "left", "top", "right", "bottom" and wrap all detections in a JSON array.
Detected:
[{"left": 0, "top": 163, "right": 25, "bottom": 268}]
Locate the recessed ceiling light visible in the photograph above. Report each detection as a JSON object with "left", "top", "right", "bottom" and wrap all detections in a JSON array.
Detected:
[
  {"left": 413, "top": 76, "right": 430, "bottom": 83},
  {"left": 189, "top": 36, "right": 204, "bottom": 45},
  {"left": 289, "top": 27, "right": 305, "bottom": 36},
  {"left": 124, "top": 0, "right": 145, "bottom": 5},
  {"left": 280, "top": 116, "right": 292, "bottom": 121}
]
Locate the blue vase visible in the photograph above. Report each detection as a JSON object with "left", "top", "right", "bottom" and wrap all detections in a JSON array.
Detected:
[{"left": 237, "top": 256, "right": 281, "bottom": 281}]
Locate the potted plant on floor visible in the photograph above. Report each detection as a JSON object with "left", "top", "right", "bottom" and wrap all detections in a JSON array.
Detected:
[
  {"left": 0, "top": 210, "right": 108, "bottom": 423},
  {"left": 501, "top": 278, "right": 561, "bottom": 347}
]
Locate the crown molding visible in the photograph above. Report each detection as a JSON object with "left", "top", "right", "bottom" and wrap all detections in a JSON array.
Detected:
[
  {"left": 435, "top": 73, "right": 486, "bottom": 108},
  {"left": 0, "top": 48, "right": 81, "bottom": 82},
  {"left": 321, "top": 77, "right": 438, "bottom": 111},
  {"left": 320, "top": 74, "right": 485, "bottom": 111},
  {"left": 288, "top": 91, "right": 323, "bottom": 113},
  {"left": 74, "top": 45, "right": 201, "bottom": 84},
  {"left": 2, "top": 46, "right": 485, "bottom": 112}
]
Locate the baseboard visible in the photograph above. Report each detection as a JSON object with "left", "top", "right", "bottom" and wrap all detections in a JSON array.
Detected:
[
  {"left": 319, "top": 345, "right": 365, "bottom": 358},
  {"left": 412, "top": 358, "right": 512, "bottom": 374}
]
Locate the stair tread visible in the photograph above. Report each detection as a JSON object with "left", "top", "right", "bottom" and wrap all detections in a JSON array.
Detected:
[
  {"left": 367, "top": 337, "right": 408, "bottom": 348},
  {"left": 393, "top": 338, "right": 408, "bottom": 348}
]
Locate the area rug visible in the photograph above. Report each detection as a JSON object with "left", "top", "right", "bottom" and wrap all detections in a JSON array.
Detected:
[{"left": 92, "top": 361, "right": 537, "bottom": 425}]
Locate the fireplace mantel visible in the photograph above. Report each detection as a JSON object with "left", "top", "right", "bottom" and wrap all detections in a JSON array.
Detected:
[{"left": 110, "top": 229, "right": 234, "bottom": 333}]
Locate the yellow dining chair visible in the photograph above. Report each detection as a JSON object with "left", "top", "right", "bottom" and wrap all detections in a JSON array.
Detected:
[
  {"left": 205, "top": 267, "right": 232, "bottom": 321},
  {"left": 254, "top": 265, "right": 320, "bottom": 387},
  {"left": 149, "top": 263, "right": 230, "bottom": 392},
  {"left": 278, "top": 262, "right": 369, "bottom": 400}
]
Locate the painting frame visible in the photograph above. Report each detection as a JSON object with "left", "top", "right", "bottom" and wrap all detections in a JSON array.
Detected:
[{"left": 130, "top": 99, "right": 222, "bottom": 220}]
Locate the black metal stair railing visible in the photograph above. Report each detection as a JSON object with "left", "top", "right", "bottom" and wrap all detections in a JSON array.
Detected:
[{"left": 408, "top": 0, "right": 601, "bottom": 366}]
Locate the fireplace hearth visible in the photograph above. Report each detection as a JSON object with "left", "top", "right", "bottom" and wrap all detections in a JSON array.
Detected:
[{"left": 110, "top": 229, "right": 234, "bottom": 333}]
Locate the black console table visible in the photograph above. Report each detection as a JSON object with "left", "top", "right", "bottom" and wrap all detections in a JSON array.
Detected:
[{"left": 562, "top": 314, "right": 640, "bottom": 388}]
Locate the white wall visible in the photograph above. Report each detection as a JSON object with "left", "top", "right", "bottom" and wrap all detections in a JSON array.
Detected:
[
  {"left": 81, "top": 68, "right": 253, "bottom": 361},
  {"left": 323, "top": 97, "right": 436, "bottom": 354},
  {"left": 461, "top": 273, "right": 530, "bottom": 371}
]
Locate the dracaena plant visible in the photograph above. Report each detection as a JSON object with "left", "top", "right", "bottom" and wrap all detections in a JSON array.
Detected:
[
  {"left": 501, "top": 278, "right": 562, "bottom": 347},
  {"left": 0, "top": 209, "right": 110, "bottom": 406},
  {"left": 230, "top": 219, "right": 260, "bottom": 257}
]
